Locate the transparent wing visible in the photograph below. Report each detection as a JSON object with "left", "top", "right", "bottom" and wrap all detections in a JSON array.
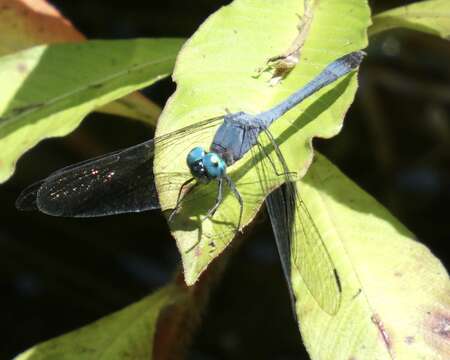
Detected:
[
  {"left": 16, "top": 116, "right": 224, "bottom": 217},
  {"left": 253, "top": 130, "right": 341, "bottom": 315}
]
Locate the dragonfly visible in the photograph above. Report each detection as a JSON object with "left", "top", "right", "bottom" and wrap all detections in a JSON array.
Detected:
[{"left": 16, "top": 51, "right": 364, "bottom": 315}]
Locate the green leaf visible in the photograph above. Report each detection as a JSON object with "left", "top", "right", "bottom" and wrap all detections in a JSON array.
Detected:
[
  {"left": 369, "top": 0, "right": 450, "bottom": 39},
  {"left": 14, "top": 285, "right": 184, "bottom": 360},
  {"left": 96, "top": 93, "right": 163, "bottom": 125},
  {"left": 154, "top": 0, "right": 370, "bottom": 285},
  {"left": 292, "top": 153, "right": 450, "bottom": 360},
  {"left": 0, "top": 0, "right": 165, "bottom": 126},
  {"left": 0, "top": 38, "right": 184, "bottom": 183}
]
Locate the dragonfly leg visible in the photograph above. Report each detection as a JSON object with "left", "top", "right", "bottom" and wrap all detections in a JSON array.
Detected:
[
  {"left": 203, "top": 178, "right": 224, "bottom": 221},
  {"left": 168, "top": 177, "right": 196, "bottom": 222},
  {"left": 225, "top": 175, "right": 243, "bottom": 232},
  {"left": 261, "top": 129, "right": 296, "bottom": 178},
  {"left": 256, "top": 134, "right": 294, "bottom": 178}
]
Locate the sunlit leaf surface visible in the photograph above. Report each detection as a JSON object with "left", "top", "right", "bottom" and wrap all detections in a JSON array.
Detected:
[
  {"left": 0, "top": 38, "right": 183, "bottom": 183},
  {"left": 292, "top": 153, "right": 450, "bottom": 360},
  {"left": 155, "top": 0, "right": 370, "bottom": 289},
  {"left": 0, "top": 0, "right": 163, "bottom": 125}
]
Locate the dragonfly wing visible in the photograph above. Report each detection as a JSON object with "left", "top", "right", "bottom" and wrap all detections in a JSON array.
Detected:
[
  {"left": 16, "top": 140, "right": 159, "bottom": 217},
  {"left": 290, "top": 182, "right": 341, "bottom": 314},
  {"left": 15, "top": 180, "right": 44, "bottom": 211},
  {"left": 255, "top": 130, "right": 341, "bottom": 315},
  {"left": 265, "top": 184, "right": 296, "bottom": 309},
  {"left": 16, "top": 116, "right": 225, "bottom": 217}
]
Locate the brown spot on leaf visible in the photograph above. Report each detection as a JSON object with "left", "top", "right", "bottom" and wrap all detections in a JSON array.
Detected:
[
  {"left": 394, "top": 271, "right": 403, "bottom": 277},
  {"left": 371, "top": 314, "right": 393, "bottom": 352},
  {"left": 195, "top": 245, "right": 201, "bottom": 257},
  {"left": 424, "top": 308, "right": 450, "bottom": 354},
  {"left": 431, "top": 312, "right": 450, "bottom": 339},
  {"left": 17, "top": 62, "right": 27, "bottom": 73}
]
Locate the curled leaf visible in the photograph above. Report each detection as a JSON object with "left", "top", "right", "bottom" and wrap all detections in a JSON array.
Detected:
[{"left": 369, "top": 0, "right": 450, "bottom": 40}]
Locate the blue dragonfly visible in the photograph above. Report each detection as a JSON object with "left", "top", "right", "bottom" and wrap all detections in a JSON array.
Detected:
[{"left": 16, "top": 51, "right": 364, "bottom": 314}]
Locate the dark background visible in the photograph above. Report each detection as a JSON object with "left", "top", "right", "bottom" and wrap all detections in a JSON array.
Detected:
[{"left": 1, "top": 1, "right": 449, "bottom": 359}]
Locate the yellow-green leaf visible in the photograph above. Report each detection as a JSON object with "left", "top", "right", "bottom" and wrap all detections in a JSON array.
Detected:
[
  {"left": 97, "top": 93, "right": 162, "bottom": 124},
  {"left": 292, "top": 153, "right": 450, "bottom": 360},
  {"left": 14, "top": 285, "right": 184, "bottom": 360},
  {"left": 0, "top": 38, "right": 184, "bottom": 183},
  {"left": 154, "top": 0, "right": 370, "bottom": 285},
  {"left": 369, "top": 0, "right": 450, "bottom": 39},
  {"left": 0, "top": 0, "right": 163, "bottom": 126}
]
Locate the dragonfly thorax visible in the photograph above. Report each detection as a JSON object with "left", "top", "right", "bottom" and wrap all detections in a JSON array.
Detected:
[{"left": 187, "top": 146, "right": 226, "bottom": 183}]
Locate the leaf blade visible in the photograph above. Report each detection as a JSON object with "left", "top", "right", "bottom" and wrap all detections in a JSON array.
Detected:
[
  {"left": 0, "top": 0, "right": 163, "bottom": 125},
  {"left": 369, "top": 0, "right": 450, "bottom": 39},
  {"left": 155, "top": 0, "right": 370, "bottom": 286},
  {"left": 293, "top": 153, "right": 450, "bottom": 360},
  {"left": 0, "top": 38, "right": 184, "bottom": 183},
  {"left": 14, "top": 285, "right": 184, "bottom": 360}
]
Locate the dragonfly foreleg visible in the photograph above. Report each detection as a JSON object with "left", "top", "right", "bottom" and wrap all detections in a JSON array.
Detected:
[
  {"left": 203, "top": 178, "right": 224, "bottom": 221},
  {"left": 225, "top": 175, "right": 243, "bottom": 232},
  {"left": 168, "top": 177, "right": 196, "bottom": 222}
]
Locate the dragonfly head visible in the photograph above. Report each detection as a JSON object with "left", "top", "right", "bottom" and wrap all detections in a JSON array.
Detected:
[{"left": 187, "top": 146, "right": 226, "bottom": 183}]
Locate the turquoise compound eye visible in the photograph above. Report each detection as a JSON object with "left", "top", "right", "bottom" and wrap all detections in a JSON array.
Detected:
[
  {"left": 203, "top": 152, "right": 226, "bottom": 179},
  {"left": 187, "top": 147, "right": 205, "bottom": 166}
]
